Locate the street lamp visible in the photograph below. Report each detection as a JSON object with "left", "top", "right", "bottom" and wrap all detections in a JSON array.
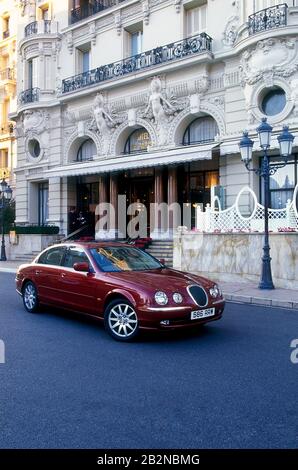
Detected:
[
  {"left": 0, "top": 178, "right": 13, "bottom": 261},
  {"left": 239, "top": 118, "right": 295, "bottom": 290}
]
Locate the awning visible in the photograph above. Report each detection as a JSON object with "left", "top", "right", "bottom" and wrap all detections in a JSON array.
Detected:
[{"left": 44, "top": 143, "right": 219, "bottom": 178}]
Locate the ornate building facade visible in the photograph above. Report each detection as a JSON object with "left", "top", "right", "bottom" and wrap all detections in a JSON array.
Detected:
[
  {"left": 12, "top": 0, "right": 298, "bottom": 237},
  {"left": 0, "top": 0, "right": 17, "bottom": 187}
]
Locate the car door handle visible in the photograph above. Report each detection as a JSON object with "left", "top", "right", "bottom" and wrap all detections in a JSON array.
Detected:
[
  {"left": 61, "top": 272, "right": 66, "bottom": 278},
  {"left": 35, "top": 270, "right": 42, "bottom": 275}
]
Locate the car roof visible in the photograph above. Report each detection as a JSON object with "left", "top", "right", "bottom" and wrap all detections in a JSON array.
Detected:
[{"left": 58, "top": 241, "right": 133, "bottom": 249}]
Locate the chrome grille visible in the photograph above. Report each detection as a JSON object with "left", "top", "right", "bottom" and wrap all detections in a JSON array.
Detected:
[{"left": 187, "top": 285, "right": 208, "bottom": 307}]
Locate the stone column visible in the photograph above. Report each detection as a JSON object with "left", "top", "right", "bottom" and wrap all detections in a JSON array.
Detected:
[
  {"left": 168, "top": 166, "right": 178, "bottom": 235},
  {"left": 109, "top": 173, "right": 118, "bottom": 238},
  {"left": 47, "top": 176, "right": 62, "bottom": 229},
  {"left": 150, "top": 167, "right": 164, "bottom": 239},
  {"left": 99, "top": 174, "right": 108, "bottom": 204},
  {"left": 95, "top": 174, "right": 110, "bottom": 239}
]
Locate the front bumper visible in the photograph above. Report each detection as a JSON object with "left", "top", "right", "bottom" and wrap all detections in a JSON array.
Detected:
[{"left": 137, "top": 299, "right": 225, "bottom": 330}]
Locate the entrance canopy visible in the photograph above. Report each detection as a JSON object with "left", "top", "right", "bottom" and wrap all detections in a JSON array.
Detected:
[{"left": 45, "top": 143, "right": 219, "bottom": 179}]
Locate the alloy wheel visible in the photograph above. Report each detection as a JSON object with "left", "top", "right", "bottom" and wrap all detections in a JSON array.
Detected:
[
  {"left": 23, "top": 282, "right": 38, "bottom": 312},
  {"left": 108, "top": 303, "right": 138, "bottom": 339}
]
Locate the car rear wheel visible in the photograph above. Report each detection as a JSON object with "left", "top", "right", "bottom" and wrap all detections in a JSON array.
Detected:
[
  {"left": 23, "top": 281, "right": 39, "bottom": 313},
  {"left": 104, "top": 299, "right": 139, "bottom": 342}
]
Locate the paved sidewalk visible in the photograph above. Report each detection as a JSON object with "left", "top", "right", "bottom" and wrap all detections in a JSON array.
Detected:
[
  {"left": 0, "top": 261, "right": 297, "bottom": 310},
  {"left": 221, "top": 281, "right": 298, "bottom": 310},
  {"left": 0, "top": 260, "right": 21, "bottom": 273}
]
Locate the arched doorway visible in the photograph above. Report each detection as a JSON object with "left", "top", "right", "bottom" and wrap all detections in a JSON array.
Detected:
[
  {"left": 180, "top": 116, "right": 220, "bottom": 227},
  {"left": 124, "top": 127, "right": 151, "bottom": 154}
]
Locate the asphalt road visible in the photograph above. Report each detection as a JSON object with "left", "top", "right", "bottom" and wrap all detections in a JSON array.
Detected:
[{"left": 0, "top": 272, "right": 297, "bottom": 449}]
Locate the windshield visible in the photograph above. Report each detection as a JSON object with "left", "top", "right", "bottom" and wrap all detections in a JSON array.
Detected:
[{"left": 90, "top": 246, "right": 163, "bottom": 272}]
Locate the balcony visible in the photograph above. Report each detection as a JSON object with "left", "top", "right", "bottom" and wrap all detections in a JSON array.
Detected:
[
  {"left": 19, "top": 87, "right": 40, "bottom": 105},
  {"left": 24, "top": 20, "right": 55, "bottom": 37},
  {"left": 248, "top": 3, "right": 288, "bottom": 36},
  {"left": 70, "top": 0, "right": 127, "bottom": 24},
  {"left": 62, "top": 33, "right": 212, "bottom": 94},
  {"left": 0, "top": 68, "right": 15, "bottom": 81}
]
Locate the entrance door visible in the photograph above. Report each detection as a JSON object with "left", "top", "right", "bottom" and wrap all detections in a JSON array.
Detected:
[{"left": 119, "top": 172, "right": 154, "bottom": 237}]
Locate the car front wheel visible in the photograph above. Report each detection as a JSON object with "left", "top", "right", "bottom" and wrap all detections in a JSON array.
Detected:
[
  {"left": 104, "top": 299, "right": 139, "bottom": 342},
  {"left": 23, "top": 281, "right": 40, "bottom": 313}
]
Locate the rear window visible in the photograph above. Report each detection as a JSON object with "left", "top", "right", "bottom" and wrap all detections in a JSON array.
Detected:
[{"left": 37, "top": 247, "right": 65, "bottom": 266}]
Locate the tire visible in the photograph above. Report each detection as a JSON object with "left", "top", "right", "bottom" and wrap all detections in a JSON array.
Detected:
[
  {"left": 104, "top": 299, "right": 139, "bottom": 342},
  {"left": 22, "top": 281, "right": 40, "bottom": 313}
]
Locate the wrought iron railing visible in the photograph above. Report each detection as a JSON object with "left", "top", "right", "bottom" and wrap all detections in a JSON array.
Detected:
[
  {"left": 0, "top": 123, "right": 14, "bottom": 135},
  {"left": 62, "top": 33, "right": 212, "bottom": 94},
  {"left": 24, "top": 21, "right": 38, "bottom": 37},
  {"left": 70, "top": 0, "right": 127, "bottom": 24},
  {"left": 0, "top": 67, "right": 15, "bottom": 81},
  {"left": 248, "top": 3, "right": 288, "bottom": 35},
  {"left": 19, "top": 87, "right": 40, "bottom": 105},
  {"left": 3, "top": 30, "right": 9, "bottom": 39},
  {"left": 24, "top": 20, "right": 53, "bottom": 37}
]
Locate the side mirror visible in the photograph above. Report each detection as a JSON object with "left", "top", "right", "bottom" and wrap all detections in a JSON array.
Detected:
[
  {"left": 159, "top": 258, "right": 166, "bottom": 266},
  {"left": 73, "top": 262, "right": 90, "bottom": 273}
]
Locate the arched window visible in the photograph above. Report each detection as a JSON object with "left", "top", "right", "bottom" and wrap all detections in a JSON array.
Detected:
[
  {"left": 183, "top": 117, "right": 219, "bottom": 146},
  {"left": 124, "top": 128, "right": 151, "bottom": 154},
  {"left": 77, "top": 139, "right": 97, "bottom": 161}
]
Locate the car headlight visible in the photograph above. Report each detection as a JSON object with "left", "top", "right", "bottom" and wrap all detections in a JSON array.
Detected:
[
  {"left": 173, "top": 292, "right": 183, "bottom": 304},
  {"left": 209, "top": 284, "right": 221, "bottom": 298},
  {"left": 155, "top": 291, "right": 168, "bottom": 305}
]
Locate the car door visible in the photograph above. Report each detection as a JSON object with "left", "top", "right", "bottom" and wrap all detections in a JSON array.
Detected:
[
  {"left": 59, "top": 246, "right": 98, "bottom": 314},
  {"left": 34, "top": 246, "right": 66, "bottom": 305}
]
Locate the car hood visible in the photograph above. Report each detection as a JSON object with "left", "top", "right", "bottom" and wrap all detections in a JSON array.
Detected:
[{"left": 107, "top": 268, "right": 214, "bottom": 292}]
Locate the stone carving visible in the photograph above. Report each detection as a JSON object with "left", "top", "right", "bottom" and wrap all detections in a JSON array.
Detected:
[
  {"left": 142, "top": 0, "right": 150, "bottom": 25},
  {"left": 18, "top": 0, "right": 27, "bottom": 16},
  {"left": 114, "top": 13, "right": 122, "bottom": 36},
  {"left": 89, "top": 94, "right": 123, "bottom": 154},
  {"left": 22, "top": 109, "right": 49, "bottom": 136},
  {"left": 173, "top": 0, "right": 182, "bottom": 13},
  {"left": 291, "top": 78, "right": 298, "bottom": 117},
  {"left": 89, "top": 21, "right": 97, "bottom": 46},
  {"left": 195, "top": 74, "right": 210, "bottom": 95},
  {"left": 143, "top": 77, "right": 177, "bottom": 145},
  {"left": 240, "top": 39, "right": 298, "bottom": 86},
  {"left": 66, "top": 31, "right": 73, "bottom": 54},
  {"left": 91, "top": 94, "right": 116, "bottom": 133},
  {"left": 222, "top": 15, "right": 239, "bottom": 47}
]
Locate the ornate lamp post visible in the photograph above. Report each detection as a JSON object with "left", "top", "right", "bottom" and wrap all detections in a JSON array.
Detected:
[
  {"left": 0, "top": 179, "right": 13, "bottom": 261},
  {"left": 239, "top": 118, "right": 295, "bottom": 290}
]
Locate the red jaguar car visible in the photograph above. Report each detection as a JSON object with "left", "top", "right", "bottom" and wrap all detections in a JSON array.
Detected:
[{"left": 16, "top": 242, "right": 225, "bottom": 341}]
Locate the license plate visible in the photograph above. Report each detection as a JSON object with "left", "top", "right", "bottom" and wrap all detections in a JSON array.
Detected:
[{"left": 191, "top": 308, "right": 215, "bottom": 320}]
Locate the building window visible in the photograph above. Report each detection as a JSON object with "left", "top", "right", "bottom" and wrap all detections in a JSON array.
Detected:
[
  {"left": 28, "top": 139, "right": 41, "bottom": 158},
  {"left": 76, "top": 44, "right": 91, "bottom": 73},
  {"left": 124, "top": 24, "right": 143, "bottom": 58},
  {"left": 124, "top": 128, "right": 151, "bottom": 154},
  {"left": 185, "top": 3, "right": 207, "bottom": 36},
  {"left": 260, "top": 155, "right": 298, "bottom": 209},
  {"left": 0, "top": 149, "right": 8, "bottom": 168},
  {"left": 28, "top": 58, "right": 38, "bottom": 88},
  {"left": 183, "top": 116, "right": 219, "bottom": 145},
  {"left": 38, "top": 182, "right": 49, "bottom": 225},
  {"left": 261, "top": 87, "right": 286, "bottom": 116},
  {"left": 77, "top": 139, "right": 97, "bottom": 161},
  {"left": 2, "top": 15, "right": 9, "bottom": 39}
]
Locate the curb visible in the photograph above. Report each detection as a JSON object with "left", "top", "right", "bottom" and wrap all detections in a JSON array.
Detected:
[
  {"left": 224, "top": 292, "right": 298, "bottom": 311},
  {"left": 0, "top": 267, "right": 17, "bottom": 274}
]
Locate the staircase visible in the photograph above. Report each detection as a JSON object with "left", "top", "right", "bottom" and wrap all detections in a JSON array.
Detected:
[
  {"left": 145, "top": 240, "right": 174, "bottom": 268},
  {"left": 14, "top": 251, "right": 41, "bottom": 263}
]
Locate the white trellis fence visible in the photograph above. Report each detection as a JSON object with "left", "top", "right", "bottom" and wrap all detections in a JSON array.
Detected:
[{"left": 196, "top": 185, "right": 298, "bottom": 233}]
